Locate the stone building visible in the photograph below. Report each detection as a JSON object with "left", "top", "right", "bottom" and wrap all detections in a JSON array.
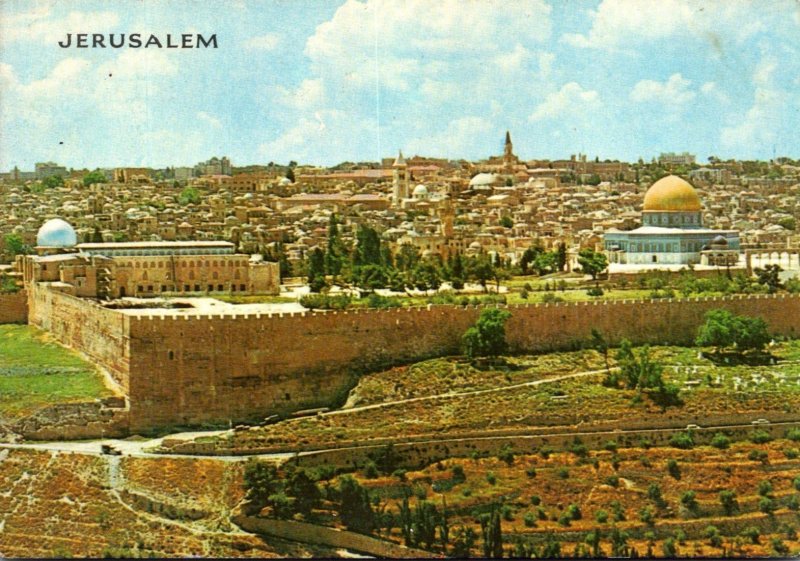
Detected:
[
  {"left": 21, "top": 219, "right": 279, "bottom": 298},
  {"left": 603, "top": 175, "right": 740, "bottom": 265}
]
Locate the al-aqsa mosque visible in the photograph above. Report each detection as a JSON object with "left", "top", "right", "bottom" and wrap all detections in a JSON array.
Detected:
[{"left": 604, "top": 175, "right": 740, "bottom": 266}]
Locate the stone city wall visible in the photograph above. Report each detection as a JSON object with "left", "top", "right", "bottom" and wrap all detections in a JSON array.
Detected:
[
  {"left": 22, "top": 284, "right": 800, "bottom": 433},
  {"left": 127, "top": 293, "right": 800, "bottom": 431},
  {"left": 0, "top": 290, "right": 27, "bottom": 324},
  {"left": 27, "top": 284, "right": 131, "bottom": 391}
]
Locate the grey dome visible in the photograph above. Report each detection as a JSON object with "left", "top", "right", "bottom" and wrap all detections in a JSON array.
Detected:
[{"left": 36, "top": 218, "right": 77, "bottom": 247}]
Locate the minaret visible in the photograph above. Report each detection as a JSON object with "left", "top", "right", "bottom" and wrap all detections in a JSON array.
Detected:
[
  {"left": 503, "top": 131, "right": 515, "bottom": 174},
  {"left": 439, "top": 196, "right": 454, "bottom": 238},
  {"left": 392, "top": 150, "right": 409, "bottom": 206}
]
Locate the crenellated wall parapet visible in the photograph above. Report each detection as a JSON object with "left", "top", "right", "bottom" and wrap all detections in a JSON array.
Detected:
[{"left": 22, "top": 284, "right": 800, "bottom": 433}]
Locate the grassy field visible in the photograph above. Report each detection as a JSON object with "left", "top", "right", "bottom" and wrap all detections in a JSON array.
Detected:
[
  {"left": 199, "top": 342, "right": 800, "bottom": 453},
  {"left": 0, "top": 325, "right": 113, "bottom": 418}
]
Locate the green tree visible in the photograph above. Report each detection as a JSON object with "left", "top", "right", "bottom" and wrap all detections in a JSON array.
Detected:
[
  {"left": 307, "top": 247, "right": 327, "bottom": 293},
  {"left": 696, "top": 309, "right": 771, "bottom": 354},
  {"left": 285, "top": 468, "right": 321, "bottom": 516},
  {"left": 755, "top": 264, "right": 783, "bottom": 293},
  {"left": 3, "top": 233, "right": 28, "bottom": 257},
  {"left": 519, "top": 244, "right": 543, "bottom": 275},
  {"left": 243, "top": 460, "right": 280, "bottom": 513},
  {"left": 556, "top": 242, "right": 568, "bottom": 272},
  {"left": 178, "top": 186, "right": 201, "bottom": 205},
  {"left": 719, "top": 490, "right": 739, "bottom": 516},
  {"left": 450, "top": 251, "right": 465, "bottom": 289},
  {"left": 82, "top": 170, "right": 106, "bottom": 186},
  {"left": 577, "top": 248, "right": 608, "bottom": 280},
  {"left": 42, "top": 175, "right": 64, "bottom": 189},
  {"left": 337, "top": 475, "right": 375, "bottom": 534},
  {"left": 462, "top": 308, "right": 512, "bottom": 360},
  {"left": 325, "top": 214, "right": 347, "bottom": 281},
  {"left": 499, "top": 215, "right": 513, "bottom": 229},
  {"left": 479, "top": 507, "right": 504, "bottom": 558}
]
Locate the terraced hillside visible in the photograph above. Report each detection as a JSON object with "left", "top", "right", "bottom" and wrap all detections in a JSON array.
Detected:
[
  {"left": 0, "top": 449, "right": 334, "bottom": 558},
  {"left": 165, "top": 344, "right": 800, "bottom": 455}
]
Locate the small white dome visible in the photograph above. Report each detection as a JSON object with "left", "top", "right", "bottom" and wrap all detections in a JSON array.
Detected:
[
  {"left": 37, "top": 218, "right": 77, "bottom": 247},
  {"left": 413, "top": 184, "right": 428, "bottom": 197},
  {"left": 469, "top": 173, "right": 498, "bottom": 187}
]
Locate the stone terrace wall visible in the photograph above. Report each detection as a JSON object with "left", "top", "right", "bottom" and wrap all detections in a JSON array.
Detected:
[
  {"left": 27, "top": 284, "right": 130, "bottom": 391},
  {"left": 126, "top": 294, "right": 800, "bottom": 432},
  {"left": 0, "top": 291, "right": 27, "bottom": 324}
]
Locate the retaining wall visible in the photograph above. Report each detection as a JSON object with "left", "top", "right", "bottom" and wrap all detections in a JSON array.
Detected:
[{"left": 232, "top": 514, "right": 438, "bottom": 558}]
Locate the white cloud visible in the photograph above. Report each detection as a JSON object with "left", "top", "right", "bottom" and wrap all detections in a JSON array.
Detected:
[
  {"left": 259, "top": 109, "right": 376, "bottom": 164},
  {"left": 562, "top": 0, "right": 789, "bottom": 51},
  {"left": 271, "top": 78, "right": 325, "bottom": 110},
  {"left": 529, "top": 83, "right": 600, "bottom": 121},
  {"left": 700, "top": 81, "right": 730, "bottom": 104},
  {"left": 197, "top": 111, "right": 222, "bottom": 129},
  {"left": 244, "top": 32, "right": 281, "bottom": 51},
  {"left": 304, "top": 0, "right": 552, "bottom": 92},
  {"left": 0, "top": 8, "right": 119, "bottom": 45},
  {"left": 493, "top": 44, "right": 531, "bottom": 73},
  {"left": 630, "top": 73, "right": 695, "bottom": 105},
  {"left": 721, "top": 54, "right": 787, "bottom": 151},
  {"left": 405, "top": 116, "right": 494, "bottom": 157},
  {"left": 420, "top": 79, "right": 461, "bottom": 103}
]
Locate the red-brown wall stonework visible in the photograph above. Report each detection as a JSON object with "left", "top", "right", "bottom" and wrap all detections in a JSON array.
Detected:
[
  {"left": 24, "top": 283, "right": 800, "bottom": 433},
  {"left": 0, "top": 291, "right": 28, "bottom": 324}
]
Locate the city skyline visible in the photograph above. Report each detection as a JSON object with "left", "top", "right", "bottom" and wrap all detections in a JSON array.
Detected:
[{"left": 1, "top": 0, "right": 799, "bottom": 169}]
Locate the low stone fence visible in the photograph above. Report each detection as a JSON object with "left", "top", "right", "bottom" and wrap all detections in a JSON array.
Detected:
[
  {"left": 13, "top": 397, "right": 129, "bottom": 440},
  {"left": 281, "top": 417, "right": 800, "bottom": 471},
  {"left": 232, "top": 514, "right": 439, "bottom": 558}
]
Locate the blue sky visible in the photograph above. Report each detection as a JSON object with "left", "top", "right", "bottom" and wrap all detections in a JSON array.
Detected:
[{"left": 1, "top": 0, "right": 798, "bottom": 170}]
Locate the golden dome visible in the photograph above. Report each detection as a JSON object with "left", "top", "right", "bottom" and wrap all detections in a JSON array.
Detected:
[{"left": 642, "top": 175, "right": 701, "bottom": 212}]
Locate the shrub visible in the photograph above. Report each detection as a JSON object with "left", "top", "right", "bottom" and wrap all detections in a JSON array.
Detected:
[
  {"left": 557, "top": 467, "right": 569, "bottom": 479},
  {"left": 794, "top": 475, "right": 800, "bottom": 491},
  {"left": 566, "top": 504, "right": 582, "bottom": 521},
  {"left": 486, "top": 472, "right": 497, "bottom": 485},
  {"left": 451, "top": 464, "right": 466, "bottom": 484},
  {"left": 639, "top": 505, "right": 655, "bottom": 525},
  {"left": 530, "top": 495, "right": 541, "bottom": 506},
  {"left": 603, "top": 440, "right": 618, "bottom": 452},
  {"left": 299, "top": 293, "right": 352, "bottom": 310},
  {"left": 771, "top": 538, "right": 789, "bottom": 556},
  {"left": 525, "top": 466, "right": 537, "bottom": 478},
  {"left": 750, "top": 429, "right": 772, "bottom": 444},
  {"left": 719, "top": 490, "right": 739, "bottom": 515},
  {"left": 680, "top": 491, "right": 699, "bottom": 513},
  {"left": 741, "top": 526, "right": 760, "bottom": 544},
  {"left": 558, "top": 512, "right": 572, "bottom": 526},
  {"left": 605, "top": 475, "right": 620, "bottom": 487},
  {"left": 704, "top": 525, "right": 722, "bottom": 548},
  {"left": 749, "top": 449, "right": 769, "bottom": 463},
  {"left": 611, "top": 500, "right": 625, "bottom": 522},
  {"left": 670, "top": 431, "right": 694, "bottom": 449},
  {"left": 788, "top": 494, "right": 800, "bottom": 511},
  {"left": 595, "top": 509, "right": 609, "bottom": 523},
  {"left": 497, "top": 444, "right": 515, "bottom": 465},
  {"left": 759, "top": 496, "right": 776, "bottom": 515},
  {"left": 758, "top": 480, "right": 773, "bottom": 497},
  {"left": 667, "top": 459, "right": 681, "bottom": 479},
  {"left": 523, "top": 512, "right": 536, "bottom": 527},
  {"left": 784, "top": 448, "right": 799, "bottom": 459},
  {"left": 501, "top": 504, "right": 514, "bottom": 521},
  {"left": 662, "top": 538, "right": 677, "bottom": 558},
  {"left": 364, "top": 461, "right": 378, "bottom": 479},
  {"left": 710, "top": 433, "right": 730, "bottom": 449},
  {"left": 787, "top": 428, "right": 800, "bottom": 441}
]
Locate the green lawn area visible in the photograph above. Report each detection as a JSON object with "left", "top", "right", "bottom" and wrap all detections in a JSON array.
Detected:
[{"left": 0, "top": 325, "right": 113, "bottom": 418}]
